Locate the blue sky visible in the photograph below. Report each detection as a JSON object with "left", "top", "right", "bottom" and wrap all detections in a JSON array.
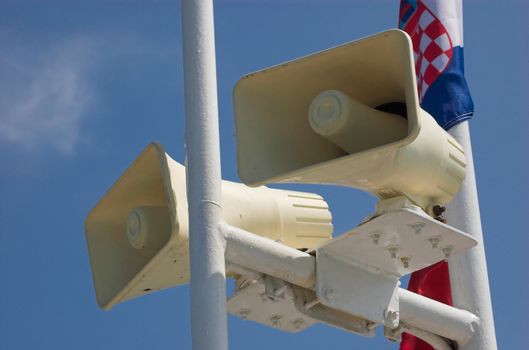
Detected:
[{"left": 0, "top": 1, "right": 527, "bottom": 349}]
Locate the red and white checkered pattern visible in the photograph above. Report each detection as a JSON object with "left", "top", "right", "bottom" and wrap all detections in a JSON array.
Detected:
[{"left": 403, "top": 3, "right": 454, "bottom": 100}]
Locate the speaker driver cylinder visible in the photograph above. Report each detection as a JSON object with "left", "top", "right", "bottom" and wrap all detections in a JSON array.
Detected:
[{"left": 308, "top": 90, "right": 408, "bottom": 154}]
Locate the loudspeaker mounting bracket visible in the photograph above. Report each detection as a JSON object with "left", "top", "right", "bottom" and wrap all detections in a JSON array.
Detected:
[{"left": 313, "top": 204, "right": 477, "bottom": 326}]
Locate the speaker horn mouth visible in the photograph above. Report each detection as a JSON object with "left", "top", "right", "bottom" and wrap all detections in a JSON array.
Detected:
[{"left": 85, "top": 143, "right": 181, "bottom": 309}]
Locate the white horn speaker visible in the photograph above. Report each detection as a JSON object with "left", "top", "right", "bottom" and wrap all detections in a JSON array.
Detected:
[
  {"left": 233, "top": 29, "right": 466, "bottom": 210},
  {"left": 85, "top": 143, "right": 332, "bottom": 310}
]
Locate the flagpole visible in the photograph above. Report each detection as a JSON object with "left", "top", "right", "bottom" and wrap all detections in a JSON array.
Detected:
[
  {"left": 181, "top": 1, "right": 228, "bottom": 350},
  {"left": 446, "top": 121, "right": 497, "bottom": 350},
  {"left": 445, "top": 3, "right": 497, "bottom": 350},
  {"left": 397, "top": 1, "right": 498, "bottom": 348}
]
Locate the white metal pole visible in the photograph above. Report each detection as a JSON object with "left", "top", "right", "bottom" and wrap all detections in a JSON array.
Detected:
[
  {"left": 181, "top": 1, "right": 228, "bottom": 350},
  {"left": 398, "top": 288, "right": 478, "bottom": 345},
  {"left": 443, "top": 3, "right": 497, "bottom": 348},
  {"left": 446, "top": 121, "right": 497, "bottom": 350}
]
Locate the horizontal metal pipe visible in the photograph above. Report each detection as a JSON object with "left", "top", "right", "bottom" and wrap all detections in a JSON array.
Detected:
[
  {"left": 399, "top": 288, "right": 478, "bottom": 346},
  {"left": 223, "top": 224, "right": 316, "bottom": 289},
  {"left": 222, "top": 224, "right": 477, "bottom": 345},
  {"left": 401, "top": 324, "right": 452, "bottom": 350}
]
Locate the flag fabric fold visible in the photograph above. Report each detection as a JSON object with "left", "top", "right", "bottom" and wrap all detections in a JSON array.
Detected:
[
  {"left": 399, "top": 0, "right": 474, "bottom": 130},
  {"left": 398, "top": 1, "right": 474, "bottom": 349}
]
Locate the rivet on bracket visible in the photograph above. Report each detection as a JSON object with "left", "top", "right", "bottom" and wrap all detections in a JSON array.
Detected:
[
  {"left": 237, "top": 308, "right": 251, "bottom": 320},
  {"left": 442, "top": 245, "right": 454, "bottom": 259},
  {"left": 321, "top": 287, "right": 336, "bottom": 301},
  {"left": 292, "top": 318, "right": 305, "bottom": 330},
  {"left": 409, "top": 222, "right": 425, "bottom": 234},
  {"left": 370, "top": 232, "right": 381, "bottom": 245},
  {"left": 428, "top": 236, "right": 441, "bottom": 249},
  {"left": 270, "top": 314, "right": 283, "bottom": 327},
  {"left": 387, "top": 246, "right": 399, "bottom": 259},
  {"left": 400, "top": 256, "right": 410, "bottom": 268}
]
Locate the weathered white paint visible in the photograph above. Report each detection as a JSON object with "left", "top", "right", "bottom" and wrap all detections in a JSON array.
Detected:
[
  {"left": 223, "top": 224, "right": 478, "bottom": 345},
  {"left": 181, "top": 1, "right": 228, "bottom": 349},
  {"left": 224, "top": 224, "right": 316, "bottom": 290},
  {"left": 398, "top": 288, "right": 478, "bottom": 345},
  {"left": 446, "top": 121, "right": 498, "bottom": 350},
  {"left": 401, "top": 324, "right": 452, "bottom": 350}
]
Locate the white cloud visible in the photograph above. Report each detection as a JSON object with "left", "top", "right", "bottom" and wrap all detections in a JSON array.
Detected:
[{"left": 0, "top": 36, "right": 95, "bottom": 154}]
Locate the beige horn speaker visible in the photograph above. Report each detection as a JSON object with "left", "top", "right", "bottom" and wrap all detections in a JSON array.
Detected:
[
  {"left": 85, "top": 143, "right": 332, "bottom": 310},
  {"left": 233, "top": 29, "right": 466, "bottom": 210}
]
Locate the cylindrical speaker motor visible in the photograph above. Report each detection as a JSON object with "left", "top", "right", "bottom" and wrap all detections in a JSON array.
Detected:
[{"left": 308, "top": 90, "right": 408, "bottom": 153}]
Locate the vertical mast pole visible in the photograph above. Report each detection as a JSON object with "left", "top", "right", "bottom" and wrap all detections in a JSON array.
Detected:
[
  {"left": 445, "top": 4, "right": 496, "bottom": 350},
  {"left": 446, "top": 122, "right": 497, "bottom": 350},
  {"left": 181, "top": 1, "right": 228, "bottom": 350}
]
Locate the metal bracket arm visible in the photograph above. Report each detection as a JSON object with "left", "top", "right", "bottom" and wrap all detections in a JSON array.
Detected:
[{"left": 223, "top": 223, "right": 478, "bottom": 345}]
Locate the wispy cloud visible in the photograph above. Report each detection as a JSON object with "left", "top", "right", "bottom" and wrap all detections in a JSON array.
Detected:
[{"left": 0, "top": 36, "right": 96, "bottom": 154}]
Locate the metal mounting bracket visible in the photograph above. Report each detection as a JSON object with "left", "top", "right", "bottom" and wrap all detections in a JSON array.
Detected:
[
  {"left": 315, "top": 206, "right": 477, "bottom": 326},
  {"left": 227, "top": 276, "right": 317, "bottom": 332},
  {"left": 227, "top": 275, "right": 375, "bottom": 336}
]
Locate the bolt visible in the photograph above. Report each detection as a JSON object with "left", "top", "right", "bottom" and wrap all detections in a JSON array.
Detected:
[
  {"left": 237, "top": 308, "right": 251, "bottom": 320},
  {"left": 432, "top": 204, "right": 446, "bottom": 216},
  {"left": 400, "top": 256, "right": 410, "bottom": 268},
  {"left": 292, "top": 318, "right": 305, "bottom": 329},
  {"left": 371, "top": 232, "right": 381, "bottom": 245},
  {"left": 270, "top": 315, "right": 282, "bottom": 327},
  {"left": 428, "top": 236, "right": 441, "bottom": 249},
  {"left": 432, "top": 204, "right": 447, "bottom": 223},
  {"left": 384, "top": 309, "right": 400, "bottom": 329},
  {"left": 442, "top": 246, "right": 454, "bottom": 259},
  {"left": 409, "top": 222, "right": 425, "bottom": 234},
  {"left": 387, "top": 246, "right": 399, "bottom": 259},
  {"left": 321, "top": 287, "right": 336, "bottom": 300}
]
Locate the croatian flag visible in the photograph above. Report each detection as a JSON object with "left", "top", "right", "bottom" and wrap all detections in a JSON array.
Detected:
[
  {"left": 398, "top": 1, "right": 474, "bottom": 349},
  {"left": 399, "top": 0, "right": 474, "bottom": 130}
]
